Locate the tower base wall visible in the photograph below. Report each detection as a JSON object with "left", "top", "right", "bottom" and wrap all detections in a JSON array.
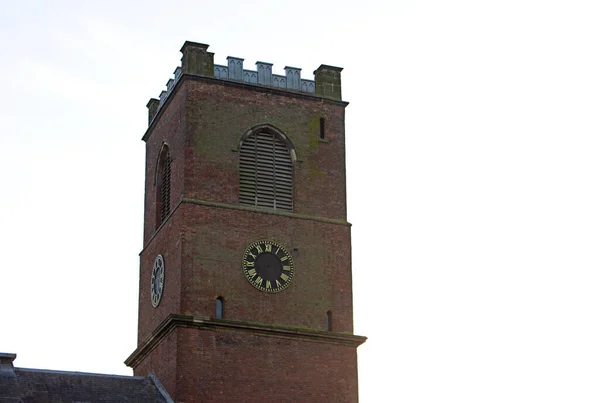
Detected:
[{"left": 128, "top": 315, "right": 365, "bottom": 402}]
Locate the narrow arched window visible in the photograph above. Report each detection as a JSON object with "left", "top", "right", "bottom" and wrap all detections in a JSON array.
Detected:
[
  {"left": 156, "top": 146, "right": 172, "bottom": 228},
  {"left": 216, "top": 297, "right": 224, "bottom": 319},
  {"left": 319, "top": 117, "right": 326, "bottom": 139},
  {"left": 239, "top": 128, "right": 293, "bottom": 211},
  {"left": 326, "top": 311, "right": 333, "bottom": 331}
]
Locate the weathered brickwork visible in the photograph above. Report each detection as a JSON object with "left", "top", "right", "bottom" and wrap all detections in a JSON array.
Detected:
[
  {"left": 142, "top": 86, "right": 187, "bottom": 243},
  {"left": 133, "top": 326, "right": 359, "bottom": 402},
  {"left": 129, "top": 43, "right": 364, "bottom": 403},
  {"left": 137, "top": 206, "right": 183, "bottom": 344},
  {"left": 179, "top": 202, "right": 354, "bottom": 331},
  {"left": 182, "top": 78, "right": 348, "bottom": 220},
  {"left": 175, "top": 328, "right": 359, "bottom": 402},
  {"left": 134, "top": 330, "right": 178, "bottom": 398}
]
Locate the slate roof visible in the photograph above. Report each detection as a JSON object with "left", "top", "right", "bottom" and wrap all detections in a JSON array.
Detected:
[{"left": 0, "top": 367, "right": 172, "bottom": 403}]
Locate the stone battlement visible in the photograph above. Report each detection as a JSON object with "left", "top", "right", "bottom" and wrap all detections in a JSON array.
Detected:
[
  {"left": 214, "top": 59, "right": 315, "bottom": 93},
  {"left": 147, "top": 41, "right": 343, "bottom": 125}
]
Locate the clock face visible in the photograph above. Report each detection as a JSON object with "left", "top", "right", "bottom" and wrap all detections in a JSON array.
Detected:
[
  {"left": 242, "top": 240, "right": 294, "bottom": 293},
  {"left": 150, "top": 255, "right": 165, "bottom": 307}
]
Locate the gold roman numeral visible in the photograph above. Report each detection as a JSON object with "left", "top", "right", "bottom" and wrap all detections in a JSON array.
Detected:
[
  {"left": 265, "top": 243, "right": 272, "bottom": 252},
  {"left": 280, "top": 273, "right": 289, "bottom": 281},
  {"left": 256, "top": 245, "right": 263, "bottom": 253},
  {"left": 246, "top": 261, "right": 255, "bottom": 267},
  {"left": 247, "top": 268, "right": 256, "bottom": 277},
  {"left": 280, "top": 255, "right": 288, "bottom": 262}
]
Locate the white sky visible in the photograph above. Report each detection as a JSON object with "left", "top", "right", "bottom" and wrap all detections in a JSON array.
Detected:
[{"left": 1, "top": 0, "right": 600, "bottom": 401}]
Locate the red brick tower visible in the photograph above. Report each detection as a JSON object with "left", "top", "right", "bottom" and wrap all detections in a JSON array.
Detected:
[{"left": 125, "top": 41, "right": 366, "bottom": 402}]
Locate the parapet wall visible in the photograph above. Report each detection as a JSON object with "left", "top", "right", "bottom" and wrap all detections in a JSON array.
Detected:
[
  {"left": 214, "top": 58, "right": 315, "bottom": 93},
  {"left": 147, "top": 41, "right": 343, "bottom": 125}
]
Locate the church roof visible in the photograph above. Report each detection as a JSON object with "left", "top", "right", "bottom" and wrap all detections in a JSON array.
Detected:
[{"left": 0, "top": 353, "right": 172, "bottom": 403}]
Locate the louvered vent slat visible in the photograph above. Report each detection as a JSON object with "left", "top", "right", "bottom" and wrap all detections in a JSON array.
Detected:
[
  {"left": 274, "top": 170, "right": 293, "bottom": 177},
  {"left": 274, "top": 181, "right": 293, "bottom": 187},
  {"left": 239, "top": 130, "right": 293, "bottom": 212}
]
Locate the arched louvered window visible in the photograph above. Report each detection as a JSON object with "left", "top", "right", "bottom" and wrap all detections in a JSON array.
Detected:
[
  {"left": 239, "top": 129, "right": 293, "bottom": 211},
  {"left": 156, "top": 145, "right": 172, "bottom": 228}
]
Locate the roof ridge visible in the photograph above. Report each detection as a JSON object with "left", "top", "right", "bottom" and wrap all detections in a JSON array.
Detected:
[{"left": 15, "top": 367, "right": 147, "bottom": 380}]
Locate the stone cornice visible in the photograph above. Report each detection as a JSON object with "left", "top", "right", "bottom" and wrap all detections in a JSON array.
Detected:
[{"left": 125, "top": 314, "right": 367, "bottom": 369}]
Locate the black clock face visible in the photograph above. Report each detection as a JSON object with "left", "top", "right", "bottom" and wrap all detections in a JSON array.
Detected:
[
  {"left": 151, "top": 255, "right": 165, "bottom": 307},
  {"left": 242, "top": 240, "right": 294, "bottom": 293}
]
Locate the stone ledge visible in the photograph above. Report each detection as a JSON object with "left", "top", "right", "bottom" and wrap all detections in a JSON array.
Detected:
[
  {"left": 125, "top": 314, "right": 367, "bottom": 369},
  {"left": 181, "top": 197, "right": 351, "bottom": 226},
  {"left": 140, "top": 198, "right": 350, "bottom": 256}
]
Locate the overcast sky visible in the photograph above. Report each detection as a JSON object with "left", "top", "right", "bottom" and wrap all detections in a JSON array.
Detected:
[{"left": 1, "top": 0, "right": 600, "bottom": 402}]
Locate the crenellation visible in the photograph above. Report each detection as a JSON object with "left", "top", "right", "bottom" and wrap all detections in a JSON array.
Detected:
[
  {"left": 214, "top": 64, "right": 228, "bottom": 79},
  {"left": 256, "top": 61, "right": 273, "bottom": 85},
  {"left": 227, "top": 56, "right": 244, "bottom": 81},
  {"left": 148, "top": 41, "right": 342, "bottom": 125},
  {"left": 284, "top": 66, "right": 302, "bottom": 91},
  {"left": 173, "top": 67, "right": 182, "bottom": 82},
  {"left": 146, "top": 98, "right": 159, "bottom": 124},
  {"left": 272, "top": 74, "right": 287, "bottom": 89},
  {"left": 158, "top": 90, "right": 167, "bottom": 106},
  {"left": 301, "top": 79, "right": 315, "bottom": 93},
  {"left": 243, "top": 69, "right": 258, "bottom": 84}
]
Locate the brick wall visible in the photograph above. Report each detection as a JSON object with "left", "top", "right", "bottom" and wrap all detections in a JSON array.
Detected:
[
  {"left": 137, "top": 206, "right": 183, "bottom": 344},
  {"left": 134, "top": 330, "right": 178, "bottom": 399},
  {"left": 178, "top": 202, "right": 354, "bottom": 332},
  {"left": 133, "top": 76, "right": 360, "bottom": 402},
  {"left": 175, "top": 327, "right": 359, "bottom": 402}
]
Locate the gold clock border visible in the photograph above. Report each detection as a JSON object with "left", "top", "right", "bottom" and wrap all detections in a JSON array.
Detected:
[{"left": 242, "top": 240, "right": 295, "bottom": 293}]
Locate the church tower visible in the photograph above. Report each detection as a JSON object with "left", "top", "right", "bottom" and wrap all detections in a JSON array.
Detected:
[{"left": 125, "top": 41, "right": 366, "bottom": 402}]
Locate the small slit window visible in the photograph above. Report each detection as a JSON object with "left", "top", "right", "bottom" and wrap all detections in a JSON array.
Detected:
[
  {"left": 319, "top": 117, "right": 326, "bottom": 139},
  {"left": 326, "top": 311, "right": 333, "bottom": 331},
  {"left": 216, "top": 297, "right": 224, "bottom": 319},
  {"left": 156, "top": 146, "right": 172, "bottom": 228},
  {"left": 239, "top": 129, "right": 293, "bottom": 211}
]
